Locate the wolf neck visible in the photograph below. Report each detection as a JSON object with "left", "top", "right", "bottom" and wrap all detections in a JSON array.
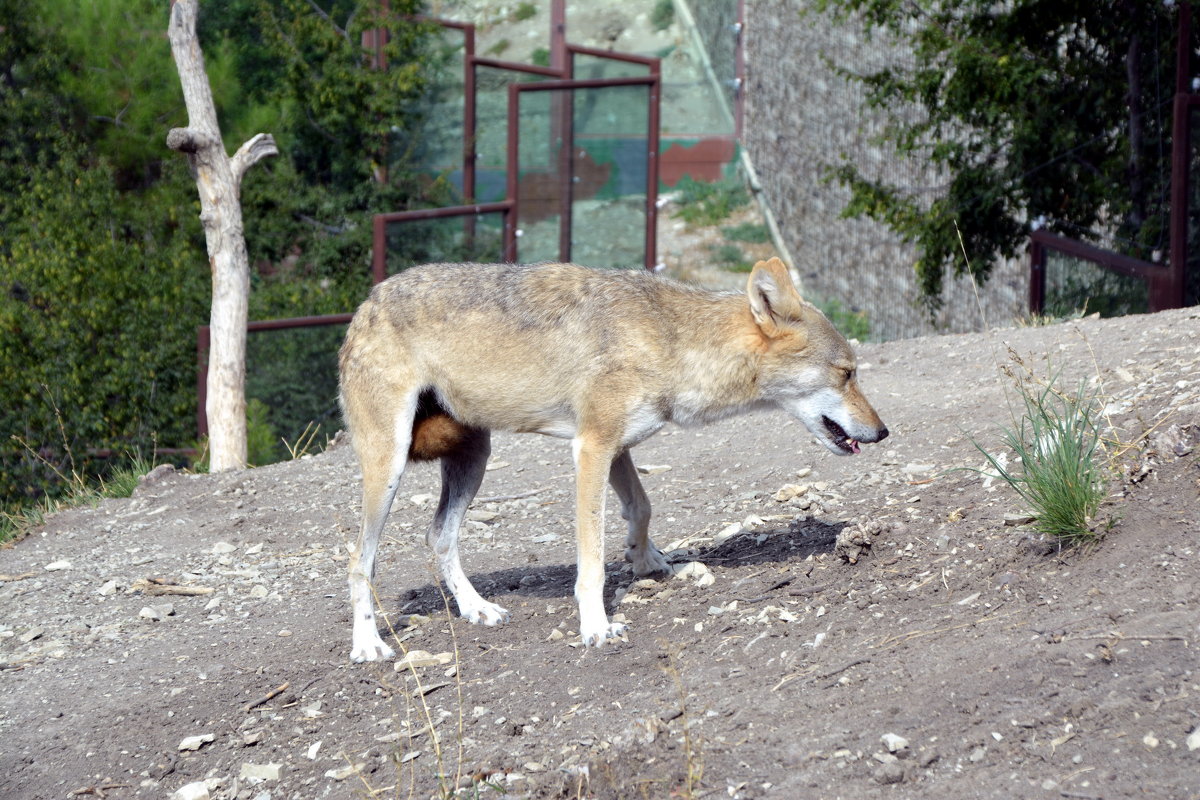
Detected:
[{"left": 666, "top": 295, "right": 770, "bottom": 427}]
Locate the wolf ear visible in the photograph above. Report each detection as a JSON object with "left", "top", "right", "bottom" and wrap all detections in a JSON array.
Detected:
[{"left": 747, "top": 257, "right": 806, "bottom": 338}]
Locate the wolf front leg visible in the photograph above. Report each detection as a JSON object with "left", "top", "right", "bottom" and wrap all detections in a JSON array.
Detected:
[{"left": 572, "top": 433, "right": 627, "bottom": 647}]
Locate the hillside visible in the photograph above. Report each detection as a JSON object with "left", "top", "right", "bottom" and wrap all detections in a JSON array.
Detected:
[{"left": 1, "top": 305, "right": 1198, "bottom": 800}]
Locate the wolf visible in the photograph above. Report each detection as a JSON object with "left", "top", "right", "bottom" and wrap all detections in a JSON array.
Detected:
[{"left": 337, "top": 257, "right": 888, "bottom": 661}]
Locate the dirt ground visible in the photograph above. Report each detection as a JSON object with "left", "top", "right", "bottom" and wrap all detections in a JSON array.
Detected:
[{"left": 2, "top": 299, "right": 1199, "bottom": 800}]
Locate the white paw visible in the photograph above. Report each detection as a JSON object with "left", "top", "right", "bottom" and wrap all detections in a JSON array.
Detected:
[
  {"left": 459, "top": 599, "right": 510, "bottom": 626},
  {"left": 580, "top": 620, "right": 628, "bottom": 647},
  {"left": 350, "top": 633, "right": 395, "bottom": 663},
  {"left": 626, "top": 543, "right": 671, "bottom": 577}
]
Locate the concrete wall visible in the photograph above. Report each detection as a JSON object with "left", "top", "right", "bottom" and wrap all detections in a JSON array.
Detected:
[{"left": 739, "top": 1, "right": 1027, "bottom": 340}]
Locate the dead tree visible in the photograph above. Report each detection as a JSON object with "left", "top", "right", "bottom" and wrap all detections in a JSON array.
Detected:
[{"left": 166, "top": 0, "right": 277, "bottom": 471}]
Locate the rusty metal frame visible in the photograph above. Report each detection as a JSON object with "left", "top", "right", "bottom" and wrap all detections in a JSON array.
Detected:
[
  {"left": 507, "top": 75, "right": 661, "bottom": 269},
  {"left": 371, "top": 201, "right": 516, "bottom": 281},
  {"left": 1028, "top": 230, "right": 1161, "bottom": 314},
  {"left": 1167, "top": 0, "right": 1194, "bottom": 312},
  {"left": 196, "top": 12, "right": 666, "bottom": 439},
  {"left": 196, "top": 313, "right": 354, "bottom": 438}
]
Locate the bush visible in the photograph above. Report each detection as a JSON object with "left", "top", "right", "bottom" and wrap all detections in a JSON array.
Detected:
[{"left": 0, "top": 152, "right": 206, "bottom": 504}]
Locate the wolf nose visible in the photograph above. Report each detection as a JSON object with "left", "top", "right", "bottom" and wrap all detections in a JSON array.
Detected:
[{"left": 877, "top": 426, "right": 890, "bottom": 442}]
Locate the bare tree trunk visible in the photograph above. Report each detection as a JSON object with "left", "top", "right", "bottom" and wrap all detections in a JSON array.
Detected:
[{"left": 166, "top": 0, "right": 277, "bottom": 472}]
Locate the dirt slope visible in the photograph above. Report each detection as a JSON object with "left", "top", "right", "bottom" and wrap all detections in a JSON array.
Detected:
[{"left": 2, "top": 306, "right": 1198, "bottom": 800}]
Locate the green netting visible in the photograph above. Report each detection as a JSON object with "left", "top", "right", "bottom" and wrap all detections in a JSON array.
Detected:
[
  {"left": 244, "top": 323, "right": 347, "bottom": 465},
  {"left": 384, "top": 211, "right": 507, "bottom": 276},
  {"left": 1043, "top": 252, "right": 1149, "bottom": 318}
]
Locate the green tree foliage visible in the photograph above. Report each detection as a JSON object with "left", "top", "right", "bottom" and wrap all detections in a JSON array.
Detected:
[
  {"left": 1, "top": 1, "right": 445, "bottom": 503},
  {"left": 814, "top": 0, "right": 1176, "bottom": 308},
  {"left": 0, "top": 152, "right": 206, "bottom": 501}
]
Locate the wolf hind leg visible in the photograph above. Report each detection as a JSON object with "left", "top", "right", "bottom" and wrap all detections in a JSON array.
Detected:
[
  {"left": 609, "top": 449, "right": 670, "bottom": 577},
  {"left": 428, "top": 428, "right": 509, "bottom": 625},
  {"left": 347, "top": 391, "right": 420, "bottom": 662}
]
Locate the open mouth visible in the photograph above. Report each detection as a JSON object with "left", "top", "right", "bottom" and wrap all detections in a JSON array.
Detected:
[{"left": 822, "top": 416, "right": 860, "bottom": 454}]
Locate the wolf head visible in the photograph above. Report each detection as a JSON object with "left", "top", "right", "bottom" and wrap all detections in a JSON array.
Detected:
[{"left": 746, "top": 258, "right": 889, "bottom": 455}]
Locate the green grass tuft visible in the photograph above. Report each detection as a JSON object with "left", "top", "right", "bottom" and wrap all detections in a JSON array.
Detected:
[
  {"left": 651, "top": 0, "right": 676, "bottom": 31},
  {"left": 512, "top": 2, "right": 537, "bottom": 22},
  {"left": 721, "top": 222, "right": 771, "bottom": 244},
  {"left": 672, "top": 176, "right": 750, "bottom": 226},
  {"left": 973, "top": 365, "right": 1108, "bottom": 545}
]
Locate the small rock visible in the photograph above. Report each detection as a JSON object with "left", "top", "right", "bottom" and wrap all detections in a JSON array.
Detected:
[
  {"left": 44, "top": 560, "right": 72, "bottom": 572},
  {"left": 172, "top": 780, "right": 219, "bottom": 800},
  {"left": 635, "top": 464, "right": 671, "bottom": 475},
  {"left": 178, "top": 734, "right": 215, "bottom": 751},
  {"left": 325, "top": 763, "right": 365, "bottom": 781},
  {"left": 1003, "top": 512, "right": 1036, "bottom": 527},
  {"left": 18, "top": 627, "right": 44, "bottom": 644},
  {"left": 135, "top": 463, "right": 177, "bottom": 495},
  {"left": 248, "top": 585, "right": 269, "bottom": 599},
  {"left": 881, "top": 733, "right": 909, "bottom": 753},
  {"left": 1186, "top": 725, "right": 1200, "bottom": 751},
  {"left": 712, "top": 523, "right": 743, "bottom": 545},
  {"left": 671, "top": 561, "right": 711, "bottom": 582},
  {"left": 968, "top": 745, "right": 986, "bottom": 763},
  {"left": 239, "top": 763, "right": 282, "bottom": 782},
  {"left": 409, "top": 493, "right": 433, "bottom": 506},
  {"left": 1143, "top": 732, "right": 1159, "bottom": 749},
  {"left": 834, "top": 525, "right": 874, "bottom": 564},
  {"left": 773, "top": 484, "right": 809, "bottom": 502},
  {"left": 211, "top": 542, "right": 237, "bottom": 555},
  {"left": 98, "top": 579, "right": 120, "bottom": 596},
  {"left": 394, "top": 650, "right": 453, "bottom": 670},
  {"left": 872, "top": 762, "right": 905, "bottom": 785}
]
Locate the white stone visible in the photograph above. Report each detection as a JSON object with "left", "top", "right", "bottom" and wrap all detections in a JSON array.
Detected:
[
  {"left": 239, "top": 763, "right": 282, "bottom": 782},
  {"left": 713, "top": 523, "right": 743, "bottom": 545},
  {"left": 178, "top": 734, "right": 215, "bottom": 751},
  {"left": 44, "top": 560, "right": 72, "bottom": 571},
  {"left": 325, "top": 763, "right": 364, "bottom": 781},
  {"left": 394, "top": 650, "right": 453, "bottom": 670},
  {"left": 172, "top": 780, "right": 220, "bottom": 800},
  {"left": 1186, "top": 725, "right": 1200, "bottom": 751}
]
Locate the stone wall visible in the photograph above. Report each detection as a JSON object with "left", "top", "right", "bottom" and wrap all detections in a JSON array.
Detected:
[{"left": 738, "top": 1, "right": 1027, "bottom": 340}]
